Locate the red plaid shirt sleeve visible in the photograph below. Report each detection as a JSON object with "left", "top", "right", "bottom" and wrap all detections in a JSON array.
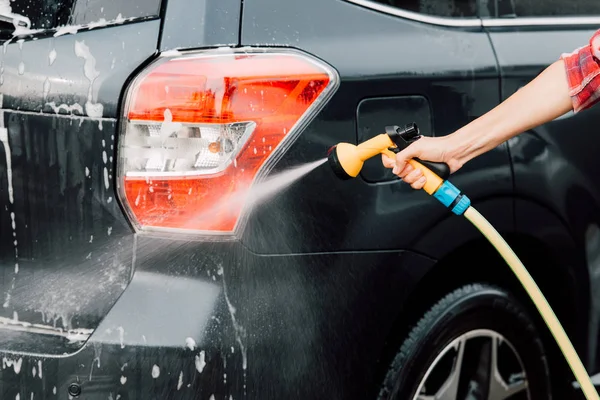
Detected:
[{"left": 561, "top": 29, "right": 600, "bottom": 113}]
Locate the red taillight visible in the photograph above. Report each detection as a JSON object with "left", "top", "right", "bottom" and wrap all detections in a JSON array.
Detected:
[{"left": 117, "top": 48, "right": 338, "bottom": 235}]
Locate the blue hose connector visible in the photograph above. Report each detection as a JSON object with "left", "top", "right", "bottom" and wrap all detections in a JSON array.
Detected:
[{"left": 433, "top": 180, "right": 471, "bottom": 215}]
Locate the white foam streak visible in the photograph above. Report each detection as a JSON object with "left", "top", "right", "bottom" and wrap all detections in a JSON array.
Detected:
[{"left": 0, "top": 127, "right": 13, "bottom": 203}]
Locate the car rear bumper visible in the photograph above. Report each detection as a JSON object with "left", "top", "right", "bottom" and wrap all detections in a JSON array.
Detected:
[{"left": 17, "top": 236, "right": 435, "bottom": 399}]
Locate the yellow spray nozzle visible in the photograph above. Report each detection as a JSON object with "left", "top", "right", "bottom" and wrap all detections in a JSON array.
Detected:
[
  {"left": 327, "top": 134, "right": 395, "bottom": 179},
  {"left": 327, "top": 123, "right": 449, "bottom": 195}
]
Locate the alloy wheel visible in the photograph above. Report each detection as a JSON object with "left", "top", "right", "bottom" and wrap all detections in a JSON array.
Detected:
[{"left": 412, "top": 329, "right": 530, "bottom": 400}]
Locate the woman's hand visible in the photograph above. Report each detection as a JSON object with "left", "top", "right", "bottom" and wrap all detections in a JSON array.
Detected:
[{"left": 381, "top": 135, "right": 464, "bottom": 190}]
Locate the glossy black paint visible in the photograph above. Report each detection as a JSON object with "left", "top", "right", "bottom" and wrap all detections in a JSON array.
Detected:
[
  {"left": 0, "top": 0, "right": 597, "bottom": 399},
  {"left": 12, "top": 0, "right": 162, "bottom": 30},
  {"left": 159, "top": 0, "right": 241, "bottom": 51}
]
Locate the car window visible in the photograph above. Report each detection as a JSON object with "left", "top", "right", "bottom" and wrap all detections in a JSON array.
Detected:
[
  {"left": 369, "top": 0, "right": 479, "bottom": 18},
  {"left": 490, "top": 0, "right": 600, "bottom": 17},
  {"left": 5, "top": 0, "right": 162, "bottom": 31}
]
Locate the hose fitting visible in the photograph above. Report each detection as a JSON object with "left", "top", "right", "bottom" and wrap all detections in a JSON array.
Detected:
[{"left": 432, "top": 180, "right": 471, "bottom": 215}]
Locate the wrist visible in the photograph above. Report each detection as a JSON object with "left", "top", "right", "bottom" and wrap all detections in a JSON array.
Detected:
[
  {"left": 444, "top": 128, "right": 485, "bottom": 167},
  {"left": 445, "top": 114, "right": 509, "bottom": 167}
]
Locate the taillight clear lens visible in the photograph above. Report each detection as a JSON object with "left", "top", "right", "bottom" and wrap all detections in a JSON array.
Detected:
[{"left": 117, "top": 48, "right": 339, "bottom": 235}]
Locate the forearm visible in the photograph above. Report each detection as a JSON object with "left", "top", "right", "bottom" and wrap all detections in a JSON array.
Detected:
[
  {"left": 448, "top": 59, "right": 573, "bottom": 166},
  {"left": 388, "top": 30, "right": 600, "bottom": 190}
]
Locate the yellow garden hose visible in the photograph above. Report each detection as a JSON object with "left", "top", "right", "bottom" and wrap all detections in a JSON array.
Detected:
[{"left": 464, "top": 206, "right": 600, "bottom": 400}]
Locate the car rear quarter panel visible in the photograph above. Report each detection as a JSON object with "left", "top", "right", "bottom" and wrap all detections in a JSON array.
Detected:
[
  {"left": 239, "top": 0, "right": 512, "bottom": 255},
  {"left": 0, "top": 20, "right": 161, "bottom": 354}
]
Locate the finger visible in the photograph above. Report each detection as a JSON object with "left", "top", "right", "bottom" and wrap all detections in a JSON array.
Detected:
[
  {"left": 393, "top": 161, "right": 412, "bottom": 176},
  {"left": 411, "top": 176, "right": 426, "bottom": 190},
  {"left": 403, "top": 167, "right": 423, "bottom": 184},
  {"left": 395, "top": 146, "right": 420, "bottom": 170},
  {"left": 397, "top": 162, "right": 413, "bottom": 178}
]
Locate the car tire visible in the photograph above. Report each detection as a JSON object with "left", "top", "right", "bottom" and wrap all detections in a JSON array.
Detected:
[{"left": 377, "top": 283, "right": 552, "bottom": 400}]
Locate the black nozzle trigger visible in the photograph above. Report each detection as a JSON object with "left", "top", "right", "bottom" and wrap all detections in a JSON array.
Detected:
[{"left": 385, "top": 123, "right": 451, "bottom": 180}]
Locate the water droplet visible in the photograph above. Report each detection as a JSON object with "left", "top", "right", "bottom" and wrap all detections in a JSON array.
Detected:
[
  {"left": 49, "top": 49, "right": 57, "bottom": 65},
  {"left": 43, "top": 78, "right": 51, "bottom": 99},
  {"left": 185, "top": 337, "right": 196, "bottom": 351},
  {"left": 195, "top": 351, "right": 206, "bottom": 373},
  {"left": 177, "top": 371, "right": 183, "bottom": 390},
  {"left": 104, "top": 168, "right": 109, "bottom": 189}
]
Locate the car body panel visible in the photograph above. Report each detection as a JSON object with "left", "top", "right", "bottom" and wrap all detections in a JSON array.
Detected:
[
  {"left": 0, "top": 20, "right": 161, "bottom": 356},
  {"left": 0, "top": 239, "right": 435, "bottom": 399},
  {"left": 159, "top": 0, "right": 241, "bottom": 51}
]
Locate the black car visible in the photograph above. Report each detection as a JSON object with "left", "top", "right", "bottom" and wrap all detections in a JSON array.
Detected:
[{"left": 0, "top": 0, "right": 600, "bottom": 399}]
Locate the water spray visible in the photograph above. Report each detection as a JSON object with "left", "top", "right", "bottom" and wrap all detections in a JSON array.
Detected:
[{"left": 327, "top": 122, "right": 600, "bottom": 400}]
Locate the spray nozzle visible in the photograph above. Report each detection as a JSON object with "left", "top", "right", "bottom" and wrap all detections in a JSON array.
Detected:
[
  {"left": 327, "top": 121, "right": 470, "bottom": 215},
  {"left": 327, "top": 121, "right": 450, "bottom": 189}
]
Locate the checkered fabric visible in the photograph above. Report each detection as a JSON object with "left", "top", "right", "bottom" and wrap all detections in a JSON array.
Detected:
[{"left": 561, "top": 29, "right": 600, "bottom": 113}]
